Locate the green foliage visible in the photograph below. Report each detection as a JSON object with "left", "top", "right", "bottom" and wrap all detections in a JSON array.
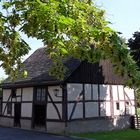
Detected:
[
  {"left": 128, "top": 31, "right": 140, "bottom": 104},
  {"left": 128, "top": 31, "right": 140, "bottom": 67},
  {"left": 136, "top": 91, "right": 140, "bottom": 107},
  {"left": 0, "top": 78, "right": 4, "bottom": 97},
  {"left": 137, "top": 108, "right": 140, "bottom": 116},
  {"left": 0, "top": 0, "right": 140, "bottom": 88}
]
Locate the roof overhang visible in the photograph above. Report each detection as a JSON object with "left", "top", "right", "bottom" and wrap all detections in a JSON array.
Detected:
[{"left": 1, "top": 80, "right": 63, "bottom": 89}]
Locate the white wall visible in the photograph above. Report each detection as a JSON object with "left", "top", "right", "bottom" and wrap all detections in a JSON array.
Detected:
[
  {"left": 2, "top": 89, "right": 12, "bottom": 116},
  {"left": 124, "top": 87, "right": 135, "bottom": 100},
  {"left": 67, "top": 84, "right": 83, "bottom": 101},
  {"left": 21, "top": 103, "right": 32, "bottom": 117},
  {"left": 21, "top": 88, "right": 33, "bottom": 118},
  {"left": 2, "top": 88, "right": 33, "bottom": 118},
  {"left": 67, "top": 84, "right": 83, "bottom": 119},
  {"left": 100, "top": 85, "right": 110, "bottom": 100},
  {"left": 118, "top": 85, "right": 124, "bottom": 100},
  {"left": 85, "top": 102, "right": 98, "bottom": 117},
  {"left": 2, "top": 84, "right": 135, "bottom": 121},
  {"left": 67, "top": 83, "right": 135, "bottom": 120},
  {"left": 3, "top": 89, "right": 11, "bottom": 102},
  {"left": 47, "top": 86, "right": 63, "bottom": 119},
  {"left": 68, "top": 103, "right": 83, "bottom": 119},
  {"left": 48, "top": 86, "right": 62, "bottom": 101},
  {"left": 112, "top": 85, "right": 135, "bottom": 116},
  {"left": 47, "top": 104, "right": 62, "bottom": 119},
  {"left": 22, "top": 88, "right": 33, "bottom": 101}
]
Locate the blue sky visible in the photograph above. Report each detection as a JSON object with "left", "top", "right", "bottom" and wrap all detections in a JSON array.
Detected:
[
  {"left": 0, "top": 0, "right": 140, "bottom": 79},
  {"left": 95, "top": 0, "right": 140, "bottom": 39}
]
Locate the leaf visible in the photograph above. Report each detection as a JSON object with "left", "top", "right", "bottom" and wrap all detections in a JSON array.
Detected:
[
  {"left": 22, "top": 70, "right": 28, "bottom": 78},
  {"left": 60, "top": 48, "right": 68, "bottom": 55}
]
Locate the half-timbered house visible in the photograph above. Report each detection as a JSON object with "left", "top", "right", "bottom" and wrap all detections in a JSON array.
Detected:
[{"left": 0, "top": 47, "right": 136, "bottom": 133}]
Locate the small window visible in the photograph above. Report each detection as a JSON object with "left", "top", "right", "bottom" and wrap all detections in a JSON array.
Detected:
[
  {"left": 11, "top": 89, "right": 16, "bottom": 98},
  {"left": 36, "top": 88, "right": 46, "bottom": 102},
  {"left": 116, "top": 102, "right": 120, "bottom": 110},
  {"left": 126, "top": 102, "right": 129, "bottom": 105},
  {"left": 126, "top": 102, "right": 129, "bottom": 114},
  {"left": 7, "top": 102, "right": 12, "bottom": 114}
]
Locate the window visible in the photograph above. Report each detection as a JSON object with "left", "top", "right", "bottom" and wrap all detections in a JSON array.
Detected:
[
  {"left": 116, "top": 102, "right": 120, "bottom": 110},
  {"left": 126, "top": 102, "right": 129, "bottom": 105},
  {"left": 126, "top": 102, "right": 129, "bottom": 114},
  {"left": 36, "top": 88, "right": 46, "bottom": 102},
  {"left": 7, "top": 102, "right": 12, "bottom": 114},
  {"left": 11, "top": 89, "right": 16, "bottom": 98}
]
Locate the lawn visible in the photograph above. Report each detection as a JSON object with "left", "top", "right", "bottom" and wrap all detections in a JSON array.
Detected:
[{"left": 72, "top": 129, "right": 140, "bottom": 140}]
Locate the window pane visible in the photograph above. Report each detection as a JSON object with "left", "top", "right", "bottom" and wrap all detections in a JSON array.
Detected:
[
  {"left": 41, "top": 89, "right": 46, "bottom": 101},
  {"left": 36, "top": 88, "right": 46, "bottom": 101},
  {"left": 37, "top": 92, "right": 40, "bottom": 101},
  {"left": 116, "top": 102, "right": 120, "bottom": 110},
  {"left": 36, "top": 88, "right": 41, "bottom": 101}
]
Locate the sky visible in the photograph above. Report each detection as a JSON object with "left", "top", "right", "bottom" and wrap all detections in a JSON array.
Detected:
[
  {"left": 0, "top": 0, "right": 140, "bottom": 79},
  {"left": 94, "top": 0, "right": 140, "bottom": 39}
]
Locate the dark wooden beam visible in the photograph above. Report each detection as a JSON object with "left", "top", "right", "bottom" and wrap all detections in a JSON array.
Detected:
[
  {"left": 98, "top": 84, "right": 101, "bottom": 117},
  {"left": 83, "top": 84, "right": 85, "bottom": 119},
  {"left": 62, "top": 84, "right": 68, "bottom": 127},
  {"left": 31, "top": 87, "right": 36, "bottom": 129}
]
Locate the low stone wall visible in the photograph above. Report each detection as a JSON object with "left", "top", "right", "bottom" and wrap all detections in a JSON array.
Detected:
[
  {"left": 0, "top": 116, "right": 133, "bottom": 134},
  {"left": 0, "top": 117, "right": 14, "bottom": 127},
  {"left": 20, "top": 119, "right": 31, "bottom": 129},
  {"left": 47, "top": 122, "right": 65, "bottom": 134},
  {"left": 65, "top": 116, "right": 132, "bottom": 133}
]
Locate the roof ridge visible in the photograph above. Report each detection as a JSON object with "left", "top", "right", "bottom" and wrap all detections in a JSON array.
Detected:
[{"left": 24, "top": 46, "right": 46, "bottom": 63}]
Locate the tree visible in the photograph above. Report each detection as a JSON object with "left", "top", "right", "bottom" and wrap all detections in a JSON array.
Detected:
[
  {"left": 128, "top": 31, "right": 140, "bottom": 68},
  {"left": 0, "top": 0, "right": 140, "bottom": 87},
  {"left": 0, "top": 78, "right": 4, "bottom": 97},
  {"left": 128, "top": 31, "right": 140, "bottom": 106}
]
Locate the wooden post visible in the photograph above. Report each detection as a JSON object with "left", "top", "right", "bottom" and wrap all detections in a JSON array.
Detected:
[{"left": 62, "top": 84, "right": 68, "bottom": 127}]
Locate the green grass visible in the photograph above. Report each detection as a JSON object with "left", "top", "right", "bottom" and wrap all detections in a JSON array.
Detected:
[{"left": 72, "top": 129, "right": 140, "bottom": 140}]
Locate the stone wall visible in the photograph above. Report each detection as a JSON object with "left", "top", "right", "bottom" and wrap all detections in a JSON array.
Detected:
[{"left": 65, "top": 116, "right": 132, "bottom": 133}]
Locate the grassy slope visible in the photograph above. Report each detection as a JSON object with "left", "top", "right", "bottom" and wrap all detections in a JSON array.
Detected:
[{"left": 73, "top": 129, "right": 140, "bottom": 140}]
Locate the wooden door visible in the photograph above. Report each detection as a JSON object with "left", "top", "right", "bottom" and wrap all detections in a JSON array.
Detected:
[
  {"left": 14, "top": 103, "right": 21, "bottom": 127},
  {"left": 34, "top": 104, "right": 46, "bottom": 128}
]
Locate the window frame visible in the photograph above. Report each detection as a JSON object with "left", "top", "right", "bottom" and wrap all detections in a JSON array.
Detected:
[
  {"left": 116, "top": 102, "right": 120, "bottom": 110},
  {"left": 35, "top": 87, "right": 46, "bottom": 102},
  {"left": 7, "top": 102, "right": 12, "bottom": 114}
]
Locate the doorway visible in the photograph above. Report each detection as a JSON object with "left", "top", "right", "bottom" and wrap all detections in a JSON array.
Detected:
[
  {"left": 34, "top": 104, "right": 46, "bottom": 128},
  {"left": 14, "top": 103, "right": 21, "bottom": 127}
]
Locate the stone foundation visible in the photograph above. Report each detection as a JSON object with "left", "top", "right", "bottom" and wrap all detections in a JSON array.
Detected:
[
  {"left": 0, "top": 117, "right": 14, "bottom": 127},
  {"left": 0, "top": 116, "right": 133, "bottom": 134},
  {"left": 20, "top": 119, "right": 31, "bottom": 129},
  {"left": 65, "top": 116, "right": 132, "bottom": 133},
  {"left": 47, "top": 122, "right": 65, "bottom": 134}
]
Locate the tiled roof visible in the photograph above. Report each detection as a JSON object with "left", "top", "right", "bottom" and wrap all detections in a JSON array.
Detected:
[
  {"left": 3, "top": 47, "right": 81, "bottom": 87},
  {"left": 2, "top": 47, "right": 125, "bottom": 88}
]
